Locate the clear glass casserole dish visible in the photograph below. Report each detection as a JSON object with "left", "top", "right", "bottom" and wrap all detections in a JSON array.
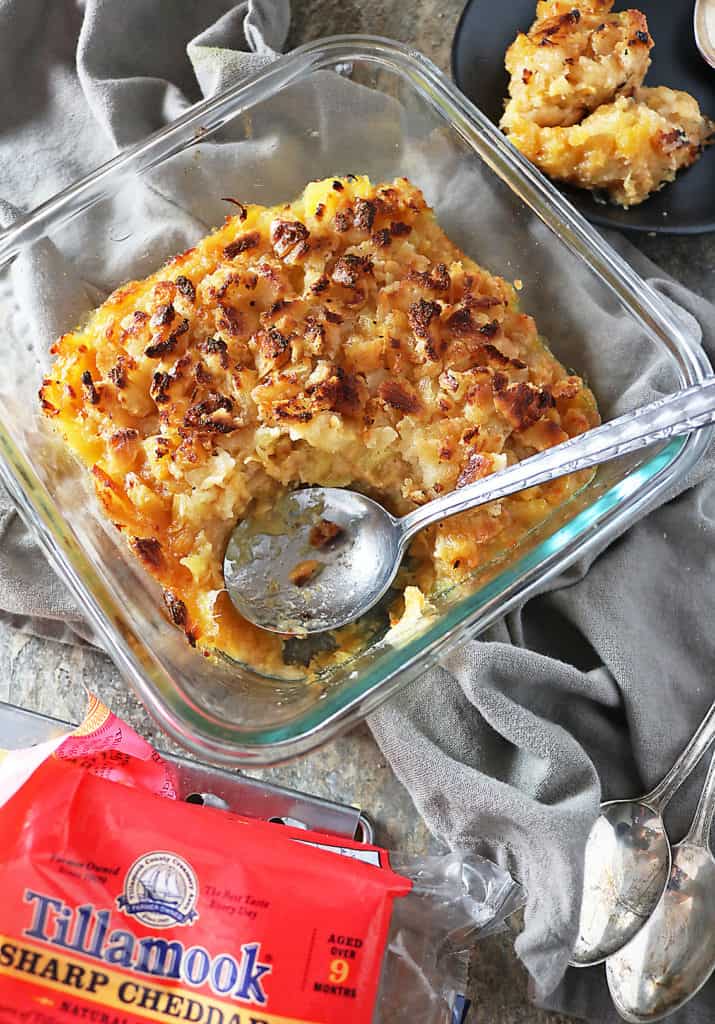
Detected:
[{"left": 0, "top": 36, "right": 710, "bottom": 765}]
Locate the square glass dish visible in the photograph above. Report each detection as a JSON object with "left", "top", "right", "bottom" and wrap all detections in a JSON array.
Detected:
[{"left": 0, "top": 37, "right": 710, "bottom": 765}]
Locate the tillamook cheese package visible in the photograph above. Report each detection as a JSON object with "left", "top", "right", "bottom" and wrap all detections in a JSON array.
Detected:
[{"left": 0, "top": 701, "right": 520, "bottom": 1024}]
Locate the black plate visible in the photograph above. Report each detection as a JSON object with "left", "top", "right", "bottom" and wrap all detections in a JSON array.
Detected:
[{"left": 452, "top": 0, "right": 715, "bottom": 233}]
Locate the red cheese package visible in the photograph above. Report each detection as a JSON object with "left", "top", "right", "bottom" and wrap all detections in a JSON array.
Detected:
[{"left": 0, "top": 705, "right": 521, "bottom": 1024}]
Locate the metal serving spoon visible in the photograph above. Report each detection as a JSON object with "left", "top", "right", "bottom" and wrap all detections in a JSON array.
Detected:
[
  {"left": 695, "top": 0, "right": 715, "bottom": 68},
  {"left": 570, "top": 701, "right": 715, "bottom": 967},
  {"left": 224, "top": 378, "right": 715, "bottom": 635},
  {"left": 606, "top": 747, "right": 715, "bottom": 1022}
]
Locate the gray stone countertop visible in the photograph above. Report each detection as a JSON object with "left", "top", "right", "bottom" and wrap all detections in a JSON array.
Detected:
[{"left": 2, "top": 3, "right": 713, "bottom": 1022}]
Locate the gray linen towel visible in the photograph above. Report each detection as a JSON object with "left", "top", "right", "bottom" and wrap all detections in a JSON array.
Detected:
[{"left": 0, "top": 3, "right": 713, "bottom": 1020}]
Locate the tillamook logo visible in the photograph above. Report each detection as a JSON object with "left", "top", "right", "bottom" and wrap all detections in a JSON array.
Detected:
[
  {"left": 20, "top": 874, "right": 272, "bottom": 1005},
  {"left": 118, "top": 851, "right": 199, "bottom": 928}
]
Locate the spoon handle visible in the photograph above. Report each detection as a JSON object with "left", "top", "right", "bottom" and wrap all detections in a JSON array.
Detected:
[
  {"left": 398, "top": 378, "right": 715, "bottom": 545},
  {"left": 683, "top": 749, "right": 715, "bottom": 850},
  {"left": 646, "top": 702, "right": 715, "bottom": 814}
]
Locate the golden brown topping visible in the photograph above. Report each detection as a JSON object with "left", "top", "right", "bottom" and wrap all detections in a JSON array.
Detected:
[
  {"left": 658, "top": 128, "right": 690, "bottom": 154},
  {"left": 440, "top": 369, "right": 460, "bottom": 392},
  {"left": 150, "top": 303, "right": 175, "bottom": 327},
  {"left": 81, "top": 370, "right": 100, "bottom": 405},
  {"left": 552, "top": 376, "right": 582, "bottom": 400},
  {"left": 154, "top": 437, "right": 171, "bottom": 459},
  {"left": 534, "top": 8, "right": 580, "bottom": 43},
  {"left": 110, "top": 428, "right": 139, "bottom": 449},
  {"left": 478, "top": 320, "right": 500, "bottom": 339},
  {"left": 150, "top": 371, "right": 172, "bottom": 404},
  {"left": 309, "top": 366, "right": 362, "bottom": 415},
  {"left": 39, "top": 395, "right": 58, "bottom": 416},
  {"left": 332, "top": 254, "right": 373, "bottom": 288},
  {"left": 334, "top": 210, "right": 353, "bottom": 232},
  {"left": 491, "top": 371, "right": 509, "bottom": 393},
  {"left": 289, "top": 559, "right": 322, "bottom": 586},
  {"left": 108, "top": 360, "right": 131, "bottom": 391},
  {"left": 271, "top": 220, "right": 309, "bottom": 259},
  {"left": 310, "top": 275, "right": 330, "bottom": 294},
  {"left": 467, "top": 295, "right": 503, "bottom": 309},
  {"left": 409, "top": 263, "right": 450, "bottom": 291},
  {"left": 309, "top": 519, "right": 344, "bottom": 549},
  {"left": 481, "top": 342, "right": 526, "bottom": 369},
  {"left": 389, "top": 221, "right": 411, "bottom": 237},
  {"left": 216, "top": 305, "right": 243, "bottom": 338},
  {"left": 258, "top": 327, "right": 290, "bottom": 363},
  {"left": 353, "top": 198, "right": 377, "bottom": 231},
  {"left": 145, "top": 318, "right": 189, "bottom": 358},
  {"left": 378, "top": 380, "right": 421, "bottom": 414},
  {"left": 272, "top": 398, "right": 313, "bottom": 423},
  {"left": 175, "top": 276, "right": 196, "bottom": 302},
  {"left": 184, "top": 392, "right": 236, "bottom": 434},
  {"left": 493, "top": 381, "right": 555, "bottom": 430},
  {"left": 266, "top": 299, "right": 290, "bottom": 318},
  {"left": 200, "top": 336, "right": 229, "bottom": 368},
  {"left": 223, "top": 232, "right": 260, "bottom": 259},
  {"left": 456, "top": 451, "right": 492, "bottom": 488},
  {"left": 212, "top": 272, "right": 241, "bottom": 300},
  {"left": 163, "top": 589, "right": 188, "bottom": 626},
  {"left": 371, "top": 228, "right": 392, "bottom": 247},
  {"left": 303, "top": 318, "right": 325, "bottom": 348},
  {"left": 195, "top": 361, "right": 213, "bottom": 385},
  {"left": 446, "top": 308, "right": 475, "bottom": 335},
  {"left": 131, "top": 537, "right": 163, "bottom": 568},
  {"left": 408, "top": 299, "right": 441, "bottom": 338}
]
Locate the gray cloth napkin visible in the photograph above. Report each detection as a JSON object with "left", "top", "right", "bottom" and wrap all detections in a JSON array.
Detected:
[{"left": 1, "top": 3, "right": 713, "bottom": 1021}]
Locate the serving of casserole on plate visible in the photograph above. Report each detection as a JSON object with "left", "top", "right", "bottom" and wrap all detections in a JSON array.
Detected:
[{"left": 40, "top": 174, "right": 599, "bottom": 676}]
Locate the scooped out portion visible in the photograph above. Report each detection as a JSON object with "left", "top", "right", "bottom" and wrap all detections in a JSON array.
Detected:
[
  {"left": 40, "top": 175, "right": 598, "bottom": 676},
  {"left": 501, "top": 0, "right": 714, "bottom": 206}
]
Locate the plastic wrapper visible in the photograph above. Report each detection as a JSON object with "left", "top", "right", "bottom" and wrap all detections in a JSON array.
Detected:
[{"left": 0, "top": 698, "right": 523, "bottom": 1024}]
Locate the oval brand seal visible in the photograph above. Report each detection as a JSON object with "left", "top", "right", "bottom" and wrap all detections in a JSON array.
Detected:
[{"left": 117, "top": 850, "right": 199, "bottom": 928}]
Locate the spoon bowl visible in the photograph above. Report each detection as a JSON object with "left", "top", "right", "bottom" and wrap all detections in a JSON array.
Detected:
[
  {"left": 606, "top": 749, "right": 715, "bottom": 1022},
  {"left": 223, "top": 487, "right": 400, "bottom": 635},
  {"left": 570, "top": 700, "right": 715, "bottom": 968},
  {"left": 571, "top": 800, "right": 671, "bottom": 966},
  {"left": 607, "top": 846, "right": 715, "bottom": 1022}
]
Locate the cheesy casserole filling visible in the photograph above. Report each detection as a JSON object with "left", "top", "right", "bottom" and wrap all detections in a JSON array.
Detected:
[{"left": 40, "top": 175, "right": 599, "bottom": 676}]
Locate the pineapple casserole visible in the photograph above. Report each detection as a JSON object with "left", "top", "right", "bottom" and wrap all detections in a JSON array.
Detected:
[
  {"left": 40, "top": 175, "right": 598, "bottom": 675},
  {"left": 501, "top": 0, "right": 713, "bottom": 206}
]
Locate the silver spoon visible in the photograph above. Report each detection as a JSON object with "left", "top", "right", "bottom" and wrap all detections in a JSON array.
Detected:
[
  {"left": 570, "top": 701, "right": 715, "bottom": 967},
  {"left": 694, "top": 0, "right": 715, "bottom": 68},
  {"left": 606, "top": 748, "right": 715, "bottom": 1022},
  {"left": 224, "top": 378, "right": 715, "bottom": 635}
]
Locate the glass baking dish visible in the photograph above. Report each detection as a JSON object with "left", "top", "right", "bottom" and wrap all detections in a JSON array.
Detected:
[{"left": 0, "top": 37, "right": 710, "bottom": 765}]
